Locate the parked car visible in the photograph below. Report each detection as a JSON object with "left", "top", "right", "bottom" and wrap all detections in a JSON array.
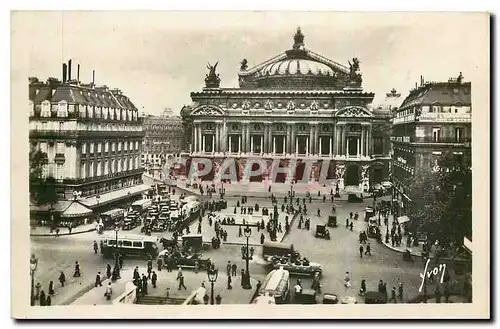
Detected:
[{"left": 271, "top": 258, "right": 323, "bottom": 277}]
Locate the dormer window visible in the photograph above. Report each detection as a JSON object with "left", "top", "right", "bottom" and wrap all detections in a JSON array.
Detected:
[
  {"left": 79, "top": 104, "right": 86, "bottom": 118},
  {"left": 57, "top": 101, "right": 68, "bottom": 117},
  {"left": 41, "top": 101, "right": 51, "bottom": 117},
  {"left": 29, "top": 101, "right": 34, "bottom": 117}
]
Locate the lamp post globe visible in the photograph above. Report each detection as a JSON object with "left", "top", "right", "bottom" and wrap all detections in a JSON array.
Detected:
[
  {"left": 242, "top": 226, "right": 252, "bottom": 290},
  {"left": 30, "top": 254, "right": 38, "bottom": 306},
  {"left": 207, "top": 267, "right": 218, "bottom": 305}
]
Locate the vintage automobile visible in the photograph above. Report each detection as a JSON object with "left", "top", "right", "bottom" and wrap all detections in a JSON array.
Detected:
[
  {"left": 327, "top": 215, "right": 338, "bottom": 228},
  {"left": 270, "top": 257, "right": 323, "bottom": 277},
  {"left": 315, "top": 225, "right": 331, "bottom": 240},
  {"left": 364, "top": 291, "right": 387, "bottom": 304},
  {"left": 297, "top": 289, "right": 317, "bottom": 304},
  {"left": 322, "top": 293, "right": 339, "bottom": 304},
  {"left": 364, "top": 207, "right": 375, "bottom": 222},
  {"left": 168, "top": 252, "right": 212, "bottom": 270}
]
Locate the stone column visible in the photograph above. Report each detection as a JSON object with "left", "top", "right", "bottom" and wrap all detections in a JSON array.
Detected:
[
  {"left": 357, "top": 137, "right": 360, "bottom": 157},
  {"left": 260, "top": 136, "right": 263, "bottom": 155},
  {"left": 215, "top": 124, "right": 219, "bottom": 153},
  {"left": 332, "top": 124, "right": 336, "bottom": 156},
  {"left": 238, "top": 136, "right": 241, "bottom": 154},
  {"left": 346, "top": 136, "right": 349, "bottom": 157},
  {"left": 295, "top": 138, "right": 299, "bottom": 156},
  {"left": 360, "top": 126, "right": 365, "bottom": 157},
  {"left": 251, "top": 136, "right": 254, "bottom": 153},
  {"left": 367, "top": 125, "right": 372, "bottom": 157},
  {"left": 309, "top": 124, "right": 314, "bottom": 154},
  {"left": 318, "top": 137, "right": 321, "bottom": 155},
  {"left": 222, "top": 121, "right": 227, "bottom": 152},
  {"left": 212, "top": 136, "right": 215, "bottom": 154},
  {"left": 193, "top": 124, "right": 198, "bottom": 153},
  {"left": 329, "top": 137, "right": 332, "bottom": 156},
  {"left": 263, "top": 124, "right": 268, "bottom": 154},
  {"left": 229, "top": 136, "right": 232, "bottom": 153},
  {"left": 273, "top": 136, "right": 276, "bottom": 155},
  {"left": 313, "top": 124, "right": 319, "bottom": 155},
  {"left": 246, "top": 123, "right": 251, "bottom": 154},
  {"left": 306, "top": 137, "right": 310, "bottom": 156},
  {"left": 241, "top": 125, "right": 245, "bottom": 154},
  {"left": 198, "top": 124, "right": 202, "bottom": 153}
]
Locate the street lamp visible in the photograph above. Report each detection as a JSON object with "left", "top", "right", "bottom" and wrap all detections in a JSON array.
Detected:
[
  {"left": 30, "top": 254, "right": 38, "bottom": 306},
  {"left": 242, "top": 226, "right": 252, "bottom": 290},
  {"left": 114, "top": 225, "right": 120, "bottom": 269},
  {"left": 207, "top": 267, "right": 218, "bottom": 305}
]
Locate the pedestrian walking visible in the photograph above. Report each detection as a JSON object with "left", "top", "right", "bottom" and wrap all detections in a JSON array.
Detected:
[
  {"left": 215, "top": 294, "right": 222, "bottom": 304},
  {"left": 435, "top": 286, "right": 442, "bottom": 303},
  {"left": 118, "top": 253, "right": 124, "bottom": 269},
  {"left": 73, "top": 261, "right": 81, "bottom": 277},
  {"left": 177, "top": 267, "right": 187, "bottom": 290},
  {"left": 260, "top": 233, "right": 265, "bottom": 244},
  {"left": 45, "top": 295, "right": 51, "bottom": 306},
  {"left": 398, "top": 282, "right": 404, "bottom": 301},
  {"left": 365, "top": 243, "right": 371, "bottom": 256},
  {"left": 93, "top": 241, "right": 98, "bottom": 254},
  {"left": 104, "top": 264, "right": 111, "bottom": 279},
  {"left": 59, "top": 272, "right": 66, "bottom": 287},
  {"left": 39, "top": 290, "right": 46, "bottom": 306},
  {"left": 344, "top": 272, "right": 351, "bottom": 288},
  {"left": 147, "top": 265, "right": 152, "bottom": 279},
  {"left": 105, "top": 282, "right": 113, "bottom": 300},
  {"left": 35, "top": 282, "right": 41, "bottom": 300},
  {"left": 226, "top": 261, "right": 231, "bottom": 277},
  {"left": 197, "top": 223, "right": 202, "bottom": 234},
  {"left": 359, "top": 279, "right": 366, "bottom": 296},
  {"left": 345, "top": 218, "right": 349, "bottom": 228},
  {"left": 227, "top": 274, "right": 232, "bottom": 289},
  {"left": 349, "top": 222, "right": 353, "bottom": 231},
  {"left": 359, "top": 244, "right": 364, "bottom": 258},
  {"left": 55, "top": 228, "right": 60, "bottom": 237},
  {"left": 142, "top": 274, "right": 148, "bottom": 295},
  {"left": 157, "top": 257, "right": 163, "bottom": 271},
  {"left": 238, "top": 226, "right": 242, "bottom": 237},
  {"left": 383, "top": 282, "right": 388, "bottom": 300},
  {"left": 388, "top": 287, "right": 397, "bottom": 303},
  {"left": 48, "top": 281, "right": 55, "bottom": 296},
  {"left": 151, "top": 271, "right": 157, "bottom": 288},
  {"left": 95, "top": 272, "right": 103, "bottom": 287}
]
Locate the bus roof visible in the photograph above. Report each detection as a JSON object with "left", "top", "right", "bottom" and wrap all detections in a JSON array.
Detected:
[
  {"left": 263, "top": 241, "right": 294, "bottom": 250},
  {"left": 260, "top": 268, "right": 290, "bottom": 293},
  {"left": 100, "top": 234, "right": 158, "bottom": 242},
  {"left": 101, "top": 208, "right": 125, "bottom": 216}
]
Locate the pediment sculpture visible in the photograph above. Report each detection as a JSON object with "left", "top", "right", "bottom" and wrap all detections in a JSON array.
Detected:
[
  {"left": 192, "top": 105, "right": 223, "bottom": 116},
  {"left": 336, "top": 106, "right": 371, "bottom": 118}
]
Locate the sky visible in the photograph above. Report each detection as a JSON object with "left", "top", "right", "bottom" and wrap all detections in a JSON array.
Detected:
[{"left": 14, "top": 11, "right": 488, "bottom": 115}]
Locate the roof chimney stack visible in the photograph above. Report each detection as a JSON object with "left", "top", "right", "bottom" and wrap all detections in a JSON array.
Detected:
[
  {"left": 77, "top": 64, "right": 80, "bottom": 84},
  {"left": 92, "top": 70, "right": 95, "bottom": 85},
  {"left": 62, "top": 63, "right": 67, "bottom": 83},
  {"left": 68, "top": 59, "right": 72, "bottom": 81}
]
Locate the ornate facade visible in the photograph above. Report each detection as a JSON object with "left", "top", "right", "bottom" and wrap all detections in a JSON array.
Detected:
[
  {"left": 29, "top": 60, "right": 150, "bottom": 225},
  {"left": 181, "top": 29, "right": 392, "bottom": 190}
]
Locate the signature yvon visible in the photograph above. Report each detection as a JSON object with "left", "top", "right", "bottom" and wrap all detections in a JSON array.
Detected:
[{"left": 419, "top": 258, "right": 446, "bottom": 292}]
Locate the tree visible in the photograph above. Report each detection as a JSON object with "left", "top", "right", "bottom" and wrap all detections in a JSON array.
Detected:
[
  {"left": 404, "top": 150, "right": 472, "bottom": 248},
  {"left": 29, "top": 148, "right": 58, "bottom": 206}
]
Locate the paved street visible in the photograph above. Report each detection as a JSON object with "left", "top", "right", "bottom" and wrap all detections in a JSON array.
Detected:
[{"left": 31, "top": 175, "right": 460, "bottom": 305}]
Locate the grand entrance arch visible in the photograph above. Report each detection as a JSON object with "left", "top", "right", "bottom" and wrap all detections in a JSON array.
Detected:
[{"left": 345, "top": 164, "right": 360, "bottom": 186}]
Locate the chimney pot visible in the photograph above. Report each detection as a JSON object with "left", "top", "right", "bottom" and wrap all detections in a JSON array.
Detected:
[{"left": 68, "top": 59, "right": 72, "bottom": 81}]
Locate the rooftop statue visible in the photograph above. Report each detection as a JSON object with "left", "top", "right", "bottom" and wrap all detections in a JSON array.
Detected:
[
  {"left": 347, "top": 57, "right": 362, "bottom": 87},
  {"left": 205, "top": 61, "right": 221, "bottom": 88},
  {"left": 293, "top": 27, "right": 305, "bottom": 50},
  {"left": 240, "top": 59, "right": 248, "bottom": 71}
]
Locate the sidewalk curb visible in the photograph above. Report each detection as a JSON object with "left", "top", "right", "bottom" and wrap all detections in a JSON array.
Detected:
[
  {"left": 30, "top": 228, "right": 96, "bottom": 237},
  {"left": 379, "top": 238, "right": 470, "bottom": 263},
  {"left": 58, "top": 278, "right": 110, "bottom": 306}
]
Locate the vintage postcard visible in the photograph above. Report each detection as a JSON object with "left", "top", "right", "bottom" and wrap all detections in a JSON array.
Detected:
[{"left": 11, "top": 11, "right": 490, "bottom": 319}]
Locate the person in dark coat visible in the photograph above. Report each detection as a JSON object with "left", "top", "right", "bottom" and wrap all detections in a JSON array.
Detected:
[
  {"left": 151, "top": 271, "right": 157, "bottom": 288},
  {"left": 106, "top": 264, "right": 112, "bottom": 279},
  {"left": 349, "top": 222, "right": 353, "bottom": 231},
  {"left": 359, "top": 244, "right": 364, "bottom": 258},
  {"left": 435, "top": 286, "right": 442, "bottom": 303},
  {"left": 93, "top": 241, "right": 99, "bottom": 254},
  {"left": 359, "top": 279, "right": 366, "bottom": 296},
  {"left": 215, "top": 294, "right": 222, "bottom": 304},
  {"left": 378, "top": 280, "right": 384, "bottom": 293},
  {"left": 231, "top": 263, "right": 237, "bottom": 276},
  {"left": 142, "top": 274, "right": 148, "bottom": 295},
  {"left": 389, "top": 287, "right": 397, "bottom": 303},
  {"left": 45, "top": 295, "right": 51, "bottom": 306},
  {"left": 157, "top": 257, "right": 163, "bottom": 271},
  {"left": 39, "top": 290, "right": 46, "bottom": 306},
  {"left": 227, "top": 274, "right": 232, "bottom": 289},
  {"left": 260, "top": 233, "right": 265, "bottom": 244},
  {"left": 48, "top": 281, "right": 55, "bottom": 296},
  {"left": 59, "top": 271, "right": 66, "bottom": 287},
  {"left": 95, "top": 272, "right": 103, "bottom": 287},
  {"left": 398, "top": 282, "right": 404, "bottom": 301},
  {"left": 133, "top": 266, "right": 140, "bottom": 280},
  {"left": 118, "top": 254, "right": 124, "bottom": 269},
  {"left": 365, "top": 243, "right": 371, "bottom": 256},
  {"left": 383, "top": 282, "right": 388, "bottom": 300},
  {"left": 345, "top": 218, "right": 349, "bottom": 228},
  {"left": 73, "top": 261, "right": 81, "bottom": 277}
]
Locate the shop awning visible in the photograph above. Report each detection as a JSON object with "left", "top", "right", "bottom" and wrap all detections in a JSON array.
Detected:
[
  {"left": 397, "top": 215, "right": 411, "bottom": 224},
  {"left": 80, "top": 184, "right": 153, "bottom": 208},
  {"left": 60, "top": 201, "right": 93, "bottom": 218}
]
